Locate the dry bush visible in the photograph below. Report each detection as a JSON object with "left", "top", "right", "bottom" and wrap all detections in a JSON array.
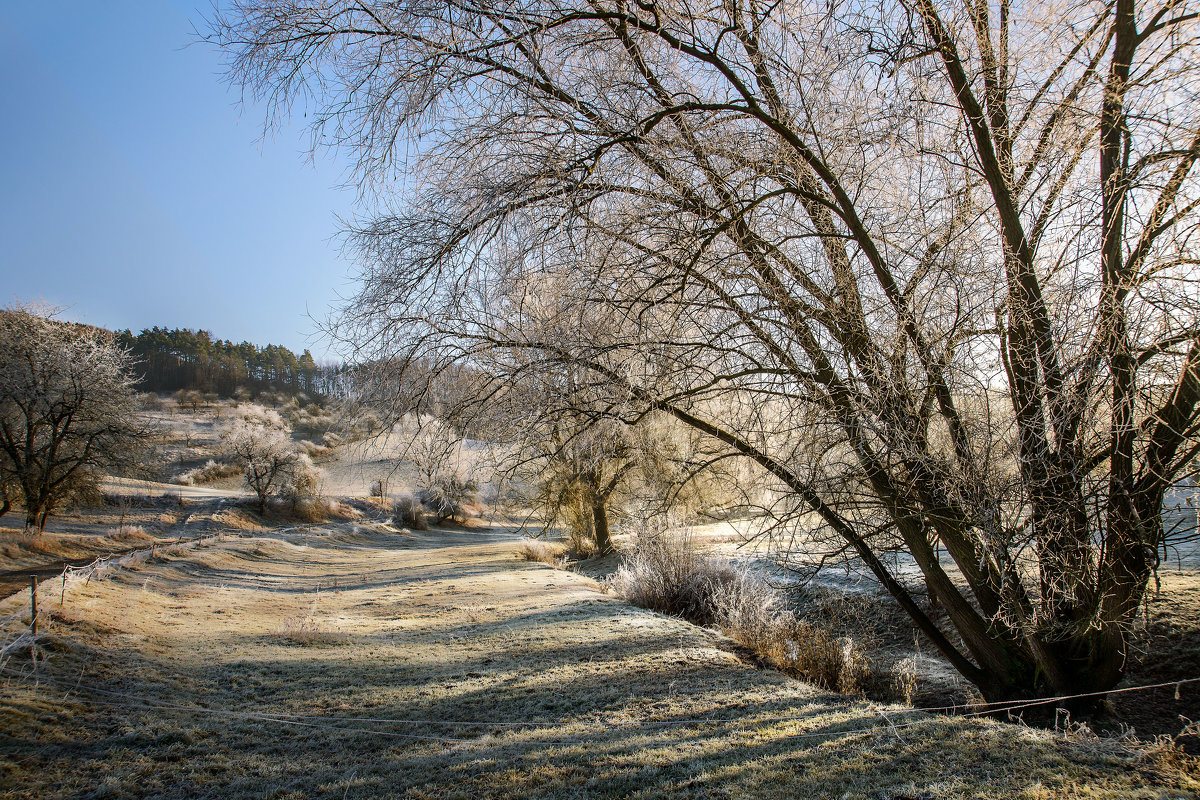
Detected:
[
  {"left": 614, "top": 527, "right": 887, "bottom": 697},
  {"left": 137, "top": 393, "right": 166, "bottom": 411},
  {"left": 273, "top": 496, "right": 339, "bottom": 523},
  {"left": 298, "top": 439, "right": 334, "bottom": 460},
  {"left": 890, "top": 657, "right": 919, "bottom": 705},
  {"left": 391, "top": 496, "right": 428, "bottom": 530},
  {"left": 109, "top": 526, "right": 155, "bottom": 544},
  {"left": 417, "top": 476, "right": 479, "bottom": 524},
  {"left": 283, "top": 402, "right": 340, "bottom": 441},
  {"left": 170, "top": 459, "right": 241, "bottom": 486},
  {"left": 281, "top": 454, "right": 322, "bottom": 500},
  {"left": 515, "top": 538, "right": 569, "bottom": 566},
  {"left": 727, "top": 608, "right": 874, "bottom": 696},
  {"left": 611, "top": 530, "right": 738, "bottom": 626}
]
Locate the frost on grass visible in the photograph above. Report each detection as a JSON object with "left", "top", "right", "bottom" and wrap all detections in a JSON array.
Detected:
[{"left": 613, "top": 527, "right": 886, "bottom": 696}]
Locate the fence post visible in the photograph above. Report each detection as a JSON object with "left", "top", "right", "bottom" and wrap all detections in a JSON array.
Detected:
[{"left": 29, "top": 575, "right": 37, "bottom": 635}]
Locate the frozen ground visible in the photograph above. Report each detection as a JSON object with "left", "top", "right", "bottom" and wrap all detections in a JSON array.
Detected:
[{"left": 1, "top": 520, "right": 1191, "bottom": 798}]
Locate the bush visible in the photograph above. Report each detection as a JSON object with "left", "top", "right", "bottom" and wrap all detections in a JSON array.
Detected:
[
  {"left": 299, "top": 439, "right": 334, "bottom": 460},
  {"left": 281, "top": 453, "right": 322, "bottom": 500},
  {"left": 611, "top": 529, "right": 737, "bottom": 625},
  {"left": 613, "top": 527, "right": 883, "bottom": 697},
  {"left": 515, "top": 538, "right": 569, "bottom": 566},
  {"left": 417, "top": 475, "right": 478, "bottom": 524},
  {"left": 392, "top": 495, "right": 428, "bottom": 530},
  {"left": 283, "top": 401, "right": 340, "bottom": 440},
  {"left": 170, "top": 459, "right": 241, "bottom": 486},
  {"left": 281, "top": 496, "right": 335, "bottom": 523}
]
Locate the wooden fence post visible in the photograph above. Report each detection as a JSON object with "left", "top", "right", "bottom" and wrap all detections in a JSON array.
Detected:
[{"left": 29, "top": 576, "right": 37, "bottom": 635}]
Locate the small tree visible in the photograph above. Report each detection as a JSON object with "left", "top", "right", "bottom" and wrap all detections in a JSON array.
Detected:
[
  {"left": 398, "top": 414, "right": 478, "bottom": 524},
  {"left": 520, "top": 418, "right": 636, "bottom": 555},
  {"left": 221, "top": 405, "right": 302, "bottom": 513},
  {"left": 0, "top": 305, "right": 143, "bottom": 531}
]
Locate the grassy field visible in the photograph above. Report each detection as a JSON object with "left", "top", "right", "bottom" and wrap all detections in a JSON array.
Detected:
[{"left": 1, "top": 520, "right": 1196, "bottom": 799}]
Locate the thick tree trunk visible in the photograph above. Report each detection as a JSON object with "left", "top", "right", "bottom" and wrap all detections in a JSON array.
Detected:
[{"left": 591, "top": 497, "right": 613, "bottom": 556}]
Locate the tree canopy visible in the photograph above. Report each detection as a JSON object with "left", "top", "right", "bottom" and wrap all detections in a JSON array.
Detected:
[
  {"left": 0, "top": 307, "right": 144, "bottom": 529},
  {"left": 212, "top": 0, "right": 1200, "bottom": 705}
]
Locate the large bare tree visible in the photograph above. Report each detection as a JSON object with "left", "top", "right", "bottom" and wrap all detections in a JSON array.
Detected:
[
  {"left": 212, "top": 0, "right": 1200, "bottom": 704},
  {"left": 0, "top": 306, "right": 143, "bottom": 530}
]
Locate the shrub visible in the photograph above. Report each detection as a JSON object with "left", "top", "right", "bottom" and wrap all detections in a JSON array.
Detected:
[
  {"left": 417, "top": 475, "right": 478, "bottom": 524},
  {"left": 298, "top": 439, "right": 333, "bottom": 460},
  {"left": 283, "top": 401, "right": 340, "bottom": 440},
  {"left": 170, "top": 459, "right": 241, "bottom": 486},
  {"left": 281, "top": 453, "right": 322, "bottom": 500},
  {"left": 281, "top": 496, "right": 334, "bottom": 523},
  {"left": 392, "top": 495, "right": 428, "bottom": 530},
  {"left": 614, "top": 527, "right": 885, "bottom": 697},
  {"left": 610, "top": 529, "right": 737, "bottom": 625},
  {"left": 515, "top": 538, "right": 569, "bottom": 566}
]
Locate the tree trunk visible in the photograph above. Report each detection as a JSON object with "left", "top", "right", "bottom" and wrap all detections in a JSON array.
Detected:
[{"left": 591, "top": 497, "right": 613, "bottom": 556}]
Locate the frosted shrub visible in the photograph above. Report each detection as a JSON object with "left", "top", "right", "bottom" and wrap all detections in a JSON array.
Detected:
[
  {"left": 170, "top": 459, "right": 241, "bottom": 486},
  {"left": 615, "top": 525, "right": 884, "bottom": 697}
]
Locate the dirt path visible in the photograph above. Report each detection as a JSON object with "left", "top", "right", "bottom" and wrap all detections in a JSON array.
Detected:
[{"left": 0, "top": 524, "right": 1194, "bottom": 799}]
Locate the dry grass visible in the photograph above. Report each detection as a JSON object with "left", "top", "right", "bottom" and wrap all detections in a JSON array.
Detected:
[
  {"left": 275, "top": 615, "right": 350, "bottom": 647},
  {"left": 109, "top": 525, "right": 156, "bottom": 544},
  {"left": 515, "top": 538, "right": 570, "bottom": 566},
  {"left": 0, "top": 525, "right": 1195, "bottom": 799},
  {"left": 9, "top": 532, "right": 83, "bottom": 558},
  {"left": 614, "top": 529, "right": 890, "bottom": 697},
  {"left": 210, "top": 508, "right": 266, "bottom": 532}
]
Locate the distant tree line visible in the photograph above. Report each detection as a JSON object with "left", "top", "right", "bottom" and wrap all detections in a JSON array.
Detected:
[{"left": 116, "top": 327, "right": 346, "bottom": 398}]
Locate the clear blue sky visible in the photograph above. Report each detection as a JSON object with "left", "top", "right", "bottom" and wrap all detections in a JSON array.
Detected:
[{"left": 0, "top": 2, "right": 358, "bottom": 357}]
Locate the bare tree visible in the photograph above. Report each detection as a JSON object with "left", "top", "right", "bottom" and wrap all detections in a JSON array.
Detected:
[
  {"left": 394, "top": 414, "right": 479, "bottom": 523},
  {"left": 221, "top": 404, "right": 303, "bottom": 513},
  {"left": 212, "top": 0, "right": 1200, "bottom": 705},
  {"left": 0, "top": 305, "right": 144, "bottom": 531}
]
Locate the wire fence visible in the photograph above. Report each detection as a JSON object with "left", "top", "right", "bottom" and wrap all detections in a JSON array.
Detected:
[
  {"left": 1, "top": 665, "right": 1196, "bottom": 748},
  {"left": 4, "top": 530, "right": 228, "bottom": 637},
  {"left": 3, "top": 520, "right": 1199, "bottom": 749}
]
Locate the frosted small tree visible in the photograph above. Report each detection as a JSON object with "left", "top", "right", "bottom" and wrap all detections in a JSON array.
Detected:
[
  {"left": 0, "top": 305, "right": 143, "bottom": 530},
  {"left": 397, "top": 414, "right": 476, "bottom": 523},
  {"left": 221, "top": 404, "right": 303, "bottom": 513}
]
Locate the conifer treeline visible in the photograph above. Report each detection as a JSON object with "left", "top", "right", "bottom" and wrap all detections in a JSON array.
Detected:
[{"left": 116, "top": 327, "right": 344, "bottom": 397}]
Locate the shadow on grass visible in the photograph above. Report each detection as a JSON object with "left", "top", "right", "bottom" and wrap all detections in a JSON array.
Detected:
[{"left": 2, "top": 527, "right": 1195, "bottom": 800}]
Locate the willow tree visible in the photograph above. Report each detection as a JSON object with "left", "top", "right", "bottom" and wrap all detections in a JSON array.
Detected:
[{"left": 213, "top": 0, "right": 1200, "bottom": 703}]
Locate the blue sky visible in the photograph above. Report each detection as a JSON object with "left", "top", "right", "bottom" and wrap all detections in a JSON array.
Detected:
[{"left": 0, "top": 2, "right": 359, "bottom": 357}]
